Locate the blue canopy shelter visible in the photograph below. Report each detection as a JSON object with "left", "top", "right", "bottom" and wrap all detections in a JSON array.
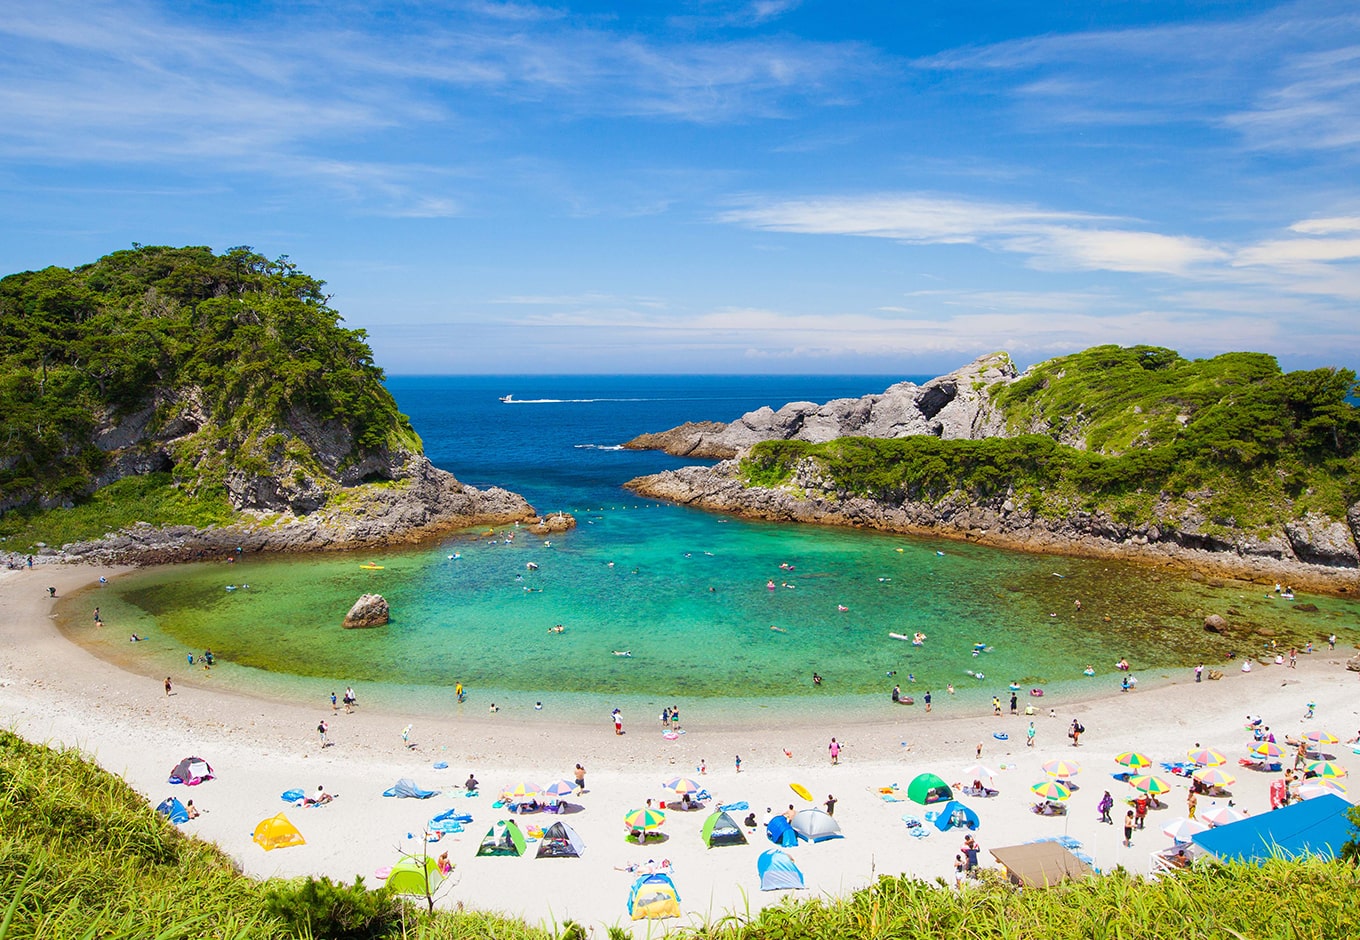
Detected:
[
  {"left": 1192, "top": 794, "right": 1356, "bottom": 863},
  {"left": 931, "top": 800, "right": 980, "bottom": 832},
  {"left": 758, "top": 849, "right": 806, "bottom": 891},
  {"left": 156, "top": 797, "right": 189, "bottom": 824},
  {"left": 765, "top": 815, "right": 798, "bottom": 847}
]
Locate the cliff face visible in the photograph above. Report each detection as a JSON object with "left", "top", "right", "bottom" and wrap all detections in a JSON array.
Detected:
[
  {"left": 624, "top": 353, "right": 1017, "bottom": 458},
  {"left": 625, "top": 461, "right": 1360, "bottom": 592}
]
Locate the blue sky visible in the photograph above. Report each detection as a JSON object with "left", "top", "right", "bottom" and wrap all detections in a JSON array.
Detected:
[{"left": 2, "top": 1, "right": 1358, "bottom": 374}]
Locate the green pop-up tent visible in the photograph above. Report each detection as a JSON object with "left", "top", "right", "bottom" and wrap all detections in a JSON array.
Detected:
[
  {"left": 385, "top": 856, "right": 442, "bottom": 896},
  {"left": 476, "top": 819, "right": 527, "bottom": 857},
  {"left": 700, "top": 810, "right": 748, "bottom": 847},
  {"left": 907, "top": 773, "right": 953, "bottom": 805}
]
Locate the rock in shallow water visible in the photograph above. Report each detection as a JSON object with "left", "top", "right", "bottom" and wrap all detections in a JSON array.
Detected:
[{"left": 343, "top": 593, "right": 389, "bottom": 629}]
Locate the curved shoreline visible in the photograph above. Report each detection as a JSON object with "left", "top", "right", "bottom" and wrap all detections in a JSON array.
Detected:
[{"left": 5, "top": 563, "right": 1359, "bottom": 933}]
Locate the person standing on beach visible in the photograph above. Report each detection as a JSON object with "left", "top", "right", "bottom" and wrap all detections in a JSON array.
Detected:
[
  {"left": 164, "top": 676, "right": 172, "bottom": 697},
  {"left": 1026, "top": 721, "right": 1036, "bottom": 748},
  {"left": 93, "top": 607, "right": 102, "bottom": 626},
  {"left": 1009, "top": 692, "right": 1018, "bottom": 715},
  {"left": 1187, "top": 790, "right": 1198, "bottom": 820},
  {"left": 1124, "top": 810, "right": 1135, "bottom": 847},
  {"left": 1098, "top": 790, "right": 1114, "bottom": 824},
  {"left": 825, "top": 794, "right": 837, "bottom": 816},
  {"left": 1195, "top": 663, "right": 1203, "bottom": 683},
  {"left": 1069, "top": 719, "right": 1083, "bottom": 747},
  {"left": 960, "top": 834, "right": 980, "bottom": 873},
  {"left": 924, "top": 690, "right": 932, "bottom": 712},
  {"left": 1134, "top": 795, "right": 1148, "bottom": 829},
  {"left": 735, "top": 755, "right": 742, "bottom": 773},
  {"left": 953, "top": 854, "right": 965, "bottom": 886},
  {"left": 1329, "top": 634, "right": 1336, "bottom": 650},
  {"left": 574, "top": 763, "right": 586, "bottom": 794},
  {"left": 992, "top": 696, "right": 1001, "bottom": 716},
  {"left": 330, "top": 692, "right": 338, "bottom": 714},
  {"left": 828, "top": 738, "right": 840, "bottom": 765},
  {"left": 612, "top": 709, "right": 623, "bottom": 735},
  {"left": 318, "top": 720, "right": 329, "bottom": 747}
]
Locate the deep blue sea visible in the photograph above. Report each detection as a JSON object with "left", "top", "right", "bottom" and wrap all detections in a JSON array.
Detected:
[{"left": 69, "top": 375, "right": 1360, "bottom": 721}]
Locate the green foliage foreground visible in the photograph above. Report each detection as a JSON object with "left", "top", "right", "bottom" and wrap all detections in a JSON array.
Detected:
[{"left": 4, "top": 729, "right": 1360, "bottom": 939}]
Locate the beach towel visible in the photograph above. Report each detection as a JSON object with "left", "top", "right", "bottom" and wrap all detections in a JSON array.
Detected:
[
  {"left": 281, "top": 789, "right": 305, "bottom": 803},
  {"left": 719, "top": 802, "right": 749, "bottom": 812}
]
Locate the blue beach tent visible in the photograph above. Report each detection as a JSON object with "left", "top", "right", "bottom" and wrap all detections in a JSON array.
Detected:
[
  {"left": 383, "top": 778, "right": 439, "bottom": 799},
  {"left": 932, "top": 800, "right": 980, "bottom": 832},
  {"left": 627, "top": 873, "right": 681, "bottom": 920},
  {"left": 758, "top": 849, "right": 806, "bottom": 891},
  {"left": 1192, "top": 793, "right": 1356, "bottom": 863},
  {"left": 765, "top": 814, "right": 798, "bottom": 847},
  {"left": 156, "top": 797, "right": 189, "bottom": 824}
]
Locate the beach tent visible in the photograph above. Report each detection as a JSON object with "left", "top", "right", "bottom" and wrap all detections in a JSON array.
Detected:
[
  {"left": 156, "top": 797, "right": 189, "bottom": 824},
  {"left": 385, "top": 856, "right": 442, "bottom": 896},
  {"left": 383, "top": 778, "right": 439, "bottom": 799},
  {"left": 1191, "top": 793, "right": 1357, "bottom": 864},
  {"left": 931, "top": 800, "right": 980, "bottom": 832},
  {"left": 790, "top": 808, "right": 843, "bottom": 842},
  {"left": 757, "top": 849, "right": 806, "bottom": 891},
  {"left": 476, "top": 820, "right": 527, "bottom": 857},
  {"left": 907, "top": 773, "right": 952, "bottom": 805},
  {"left": 536, "top": 821, "right": 586, "bottom": 859},
  {"left": 701, "top": 810, "right": 748, "bottom": 847},
  {"left": 765, "top": 815, "right": 798, "bottom": 847},
  {"left": 168, "top": 756, "right": 214, "bottom": 786},
  {"left": 252, "top": 813, "right": 305, "bottom": 851},
  {"left": 990, "top": 842, "right": 1093, "bottom": 888},
  {"left": 628, "top": 873, "right": 681, "bottom": 920}
]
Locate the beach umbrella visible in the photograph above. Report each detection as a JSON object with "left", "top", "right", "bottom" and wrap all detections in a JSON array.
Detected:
[
  {"left": 1161, "top": 816, "right": 1209, "bottom": 843},
  {"left": 1191, "top": 767, "right": 1236, "bottom": 788},
  {"left": 663, "top": 776, "right": 702, "bottom": 795},
  {"left": 961, "top": 764, "right": 998, "bottom": 781},
  {"left": 501, "top": 782, "right": 542, "bottom": 802},
  {"left": 1305, "top": 760, "right": 1347, "bottom": 779},
  {"left": 1030, "top": 780, "right": 1071, "bottom": 801},
  {"left": 1299, "top": 780, "right": 1346, "bottom": 800},
  {"left": 1186, "top": 748, "right": 1226, "bottom": 766},
  {"left": 1129, "top": 775, "right": 1172, "bottom": 796},
  {"left": 623, "top": 808, "right": 666, "bottom": 831},
  {"left": 542, "top": 779, "right": 577, "bottom": 798},
  {"left": 1302, "top": 730, "right": 1339, "bottom": 745},
  {"left": 1248, "top": 742, "right": 1282, "bottom": 759},
  {"left": 1042, "top": 759, "right": 1082, "bottom": 779},
  {"left": 1199, "top": 805, "right": 1247, "bottom": 827},
  {"left": 1114, "top": 752, "right": 1152, "bottom": 770}
]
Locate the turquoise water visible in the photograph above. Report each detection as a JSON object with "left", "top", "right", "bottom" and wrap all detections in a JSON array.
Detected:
[{"left": 61, "top": 375, "right": 1360, "bottom": 720}]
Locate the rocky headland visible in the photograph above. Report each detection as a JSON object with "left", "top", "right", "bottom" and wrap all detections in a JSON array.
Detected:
[{"left": 624, "top": 348, "right": 1360, "bottom": 594}]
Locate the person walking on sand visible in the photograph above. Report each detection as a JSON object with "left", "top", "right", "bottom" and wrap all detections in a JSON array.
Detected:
[
  {"left": 735, "top": 755, "right": 742, "bottom": 773},
  {"left": 330, "top": 691, "right": 338, "bottom": 714},
  {"left": 612, "top": 709, "right": 623, "bottom": 735},
  {"left": 1098, "top": 790, "right": 1114, "bottom": 824},
  {"left": 574, "top": 763, "right": 586, "bottom": 794},
  {"left": 960, "top": 834, "right": 980, "bottom": 873},
  {"left": 164, "top": 676, "right": 173, "bottom": 697},
  {"left": 924, "top": 690, "right": 932, "bottom": 712},
  {"left": 1195, "top": 663, "right": 1203, "bottom": 683},
  {"left": 1069, "top": 719, "right": 1083, "bottom": 747},
  {"left": 825, "top": 794, "right": 837, "bottom": 816},
  {"left": 1134, "top": 794, "right": 1148, "bottom": 829},
  {"left": 1124, "top": 810, "right": 1135, "bottom": 847},
  {"left": 1009, "top": 692, "right": 1018, "bottom": 715},
  {"left": 318, "top": 720, "right": 329, "bottom": 747},
  {"left": 1187, "top": 790, "right": 1198, "bottom": 820},
  {"left": 828, "top": 737, "right": 841, "bottom": 765},
  {"left": 976, "top": 741, "right": 983, "bottom": 759},
  {"left": 1026, "top": 721, "right": 1036, "bottom": 748},
  {"left": 992, "top": 696, "right": 1001, "bottom": 716}
]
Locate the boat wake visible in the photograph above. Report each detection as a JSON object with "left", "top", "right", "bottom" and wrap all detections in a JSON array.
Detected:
[{"left": 574, "top": 443, "right": 625, "bottom": 451}]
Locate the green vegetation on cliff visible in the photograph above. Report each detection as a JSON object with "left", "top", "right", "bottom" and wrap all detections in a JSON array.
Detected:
[
  {"left": 4, "top": 729, "right": 1360, "bottom": 939},
  {"left": 0, "top": 245, "right": 422, "bottom": 534},
  {"left": 742, "top": 346, "right": 1360, "bottom": 540}
]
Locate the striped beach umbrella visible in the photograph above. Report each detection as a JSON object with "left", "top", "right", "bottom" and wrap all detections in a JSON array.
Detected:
[
  {"left": 662, "top": 776, "right": 702, "bottom": 795},
  {"left": 1129, "top": 775, "right": 1172, "bottom": 796},
  {"left": 1162, "top": 816, "right": 1209, "bottom": 843},
  {"left": 623, "top": 807, "right": 666, "bottom": 830},
  {"left": 500, "top": 782, "right": 541, "bottom": 801},
  {"left": 1191, "top": 767, "right": 1236, "bottom": 788},
  {"left": 1299, "top": 779, "right": 1346, "bottom": 799},
  {"left": 1042, "top": 758, "right": 1082, "bottom": 779},
  {"left": 1115, "top": 752, "right": 1153, "bottom": 770},
  {"left": 1305, "top": 760, "right": 1347, "bottom": 779},
  {"left": 1303, "top": 730, "right": 1339, "bottom": 745},
  {"left": 1249, "top": 742, "right": 1282, "bottom": 760},
  {"left": 961, "top": 764, "right": 999, "bottom": 781},
  {"left": 542, "top": 779, "right": 577, "bottom": 798},
  {"left": 1030, "top": 780, "right": 1071, "bottom": 801},
  {"left": 1187, "top": 748, "right": 1226, "bottom": 767},
  {"left": 1200, "top": 805, "right": 1247, "bottom": 827}
]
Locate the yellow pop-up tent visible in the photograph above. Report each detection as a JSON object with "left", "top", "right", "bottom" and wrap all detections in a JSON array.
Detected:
[{"left": 253, "top": 813, "right": 305, "bottom": 851}]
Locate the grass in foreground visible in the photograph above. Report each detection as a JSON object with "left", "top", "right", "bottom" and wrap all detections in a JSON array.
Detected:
[{"left": 3, "top": 729, "right": 1360, "bottom": 939}]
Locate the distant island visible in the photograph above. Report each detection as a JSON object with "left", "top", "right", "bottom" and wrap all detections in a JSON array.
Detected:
[
  {"left": 625, "top": 346, "right": 1360, "bottom": 592},
  {"left": 0, "top": 246, "right": 552, "bottom": 563}
]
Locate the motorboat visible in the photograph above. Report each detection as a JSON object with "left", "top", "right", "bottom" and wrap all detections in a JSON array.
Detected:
[{"left": 500, "top": 394, "right": 514, "bottom": 403}]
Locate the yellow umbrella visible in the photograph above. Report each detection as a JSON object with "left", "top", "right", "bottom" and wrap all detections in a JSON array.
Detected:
[
  {"left": 1249, "top": 742, "right": 1282, "bottom": 759},
  {"left": 1115, "top": 752, "right": 1153, "bottom": 770},
  {"left": 500, "top": 782, "right": 541, "bottom": 801},
  {"left": 1191, "top": 767, "right": 1236, "bottom": 787},
  {"left": 1186, "top": 748, "right": 1226, "bottom": 766},
  {"left": 1129, "top": 775, "right": 1172, "bottom": 795},
  {"left": 1306, "top": 760, "right": 1347, "bottom": 779},
  {"left": 1303, "top": 730, "right": 1339, "bottom": 745},
  {"left": 623, "top": 807, "right": 666, "bottom": 830},
  {"left": 1030, "top": 780, "right": 1071, "bottom": 801},
  {"left": 1042, "top": 758, "right": 1082, "bottom": 779},
  {"left": 663, "top": 776, "right": 702, "bottom": 795}
]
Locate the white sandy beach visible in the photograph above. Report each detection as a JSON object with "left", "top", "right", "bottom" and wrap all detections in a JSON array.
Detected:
[{"left": 3, "top": 563, "right": 1358, "bottom": 935}]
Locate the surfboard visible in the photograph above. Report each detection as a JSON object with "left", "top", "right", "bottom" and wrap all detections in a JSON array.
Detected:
[
  {"left": 359, "top": 564, "right": 384, "bottom": 570},
  {"left": 789, "top": 782, "right": 813, "bottom": 802}
]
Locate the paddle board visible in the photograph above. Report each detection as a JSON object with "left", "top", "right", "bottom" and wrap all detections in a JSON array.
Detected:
[
  {"left": 359, "top": 563, "right": 384, "bottom": 570},
  {"left": 789, "top": 782, "right": 813, "bottom": 801}
]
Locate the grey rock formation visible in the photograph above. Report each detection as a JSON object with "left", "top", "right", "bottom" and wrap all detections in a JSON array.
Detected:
[
  {"left": 1347, "top": 653, "right": 1360, "bottom": 673},
  {"left": 343, "top": 593, "right": 389, "bottom": 629},
  {"left": 624, "top": 353, "right": 1017, "bottom": 458},
  {"left": 1284, "top": 513, "right": 1359, "bottom": 568},
  {"left": 528, "top": 513, "right": 576, "bottom": 535},
  {"left": 1203, "top": 614, "right": 1228, "bottom": 634}
]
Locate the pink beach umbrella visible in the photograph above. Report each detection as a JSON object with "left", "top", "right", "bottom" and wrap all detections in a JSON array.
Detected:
[
  {"left": 1299, "top": 780, "right": 1346, "bottom": 800},
  {"left": 1302, "top": 730, "right": 1339, "bottom": 745},
  {"left": 1199, "top": 805, "right": 1247, "bottom": 827},
  {"left": 1162, "top": 816, "right": 1209, "bottom": 843},
  {"left": 1186, "top": 748, "right": 1226, "bottom": 767},
  {"left": 1248, "top": 742, "right": 1282, "bottom": 760},
  {"left": 1191, "top": 767, "right": 1236, "bottom": 788},
  {"left": 1042, "top": 758, "right": 1082, "bottom": 779}
]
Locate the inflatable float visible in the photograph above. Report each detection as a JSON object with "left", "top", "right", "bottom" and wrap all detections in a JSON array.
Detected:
[
  {"left": 789, "top": 782, "right": 813, "bottom": 801},
  {"left": 1030, "top": 688, "right": 1044, "bottom": 697},
  {"left": 359, "top": 563, "right": 384, "bottom": 570},
  {"left": 889, "top": 632, "right": 912, "bottom": 641}
]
